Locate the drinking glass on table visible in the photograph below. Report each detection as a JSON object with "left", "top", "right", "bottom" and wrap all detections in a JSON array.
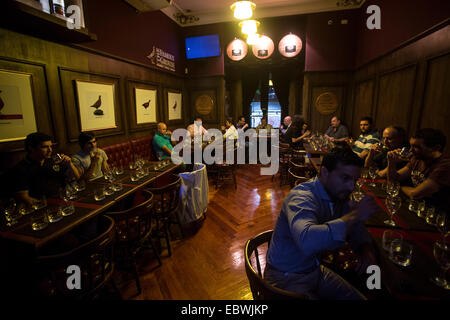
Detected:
[
  {"left": 368, "top": 166, "right": 377, "bottom": 187},
  {"left": 360, "top": 168, "right": 369, "bottom": 180},
  {"left": 94, "top": 187, "right": 105, "bottom": 201},
  {"left": 384, "top": 196, "right": 401, "bottom": 226},
  {"left": 58, "top": 187, "right": 75, "bottom": 216},
  {"left": 3, "top": 198, "right": 21, "bottom": 226},
  {"left": 31, "top": 196, "right": 47, "bottom": 211},
  {"left": 425, "top": 206, "right": 437, "bottom": 226},
  {"left": 382, "top": 230, "right": 403, "bottom": 251},
  {"left": 430, "top": 236, "right": 449, "bottom": 289},
  {"left": 47, "top": 207, "right": 63, "bottom": 223},
  {"left": 389, "top": 239, "right": 413, "bottom": 267},
  {"left": 386, "top": 180, "right": 400, "bottom": 197},
  {"left": 436, "top": 213, "right": 449, "bottom": 244},
  {"left": 30, "top": 210, "right": 48, "bottom": 231}
]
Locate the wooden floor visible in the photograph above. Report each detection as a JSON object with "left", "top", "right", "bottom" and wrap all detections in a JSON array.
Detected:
[{"left": 116, "top": 164, "right": 291, "bottom": 300}]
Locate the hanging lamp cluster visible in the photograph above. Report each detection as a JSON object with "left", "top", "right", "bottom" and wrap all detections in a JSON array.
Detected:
[{"left": 230, "top": 1, "right": 260, "bottom": 45}]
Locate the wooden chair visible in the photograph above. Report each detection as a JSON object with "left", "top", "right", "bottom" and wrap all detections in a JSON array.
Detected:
[
  {"left": 147, "top": 174, "right": 183, "bottom": 257},
  {"left": 215, "top": 144, "right": 238, "bottom": 190},
  {"left": 106, "top": 190, "right": 161, "bottom": 296},
  {"left": 32, "top": 215, "right": 119, "bottom": 299},
  {"left": 271, "top": 144, "right": 292, "bottom": 186},
  {"left": 244, "top": 230, "right": 309, "bottom": 300}
]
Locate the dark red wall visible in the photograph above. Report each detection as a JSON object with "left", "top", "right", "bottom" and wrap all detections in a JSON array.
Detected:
[
  {"left": 355, "top": 0, "right": 450, "bottom": 67},
  {"left": 82, "top": 0, "right": 185, "bottom": 75},
  {"left": 305, "top": 10, "right": 359, "bottom": 71}
]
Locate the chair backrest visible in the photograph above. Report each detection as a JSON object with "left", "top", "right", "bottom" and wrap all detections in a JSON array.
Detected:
[
  {"left": 103, "top": 141, "right": 134, "bottom": 168},
  {"left": 33, "top": 215, "right": 115, "bottom": 299},
  {"left": 244, "top": 230, "right": 308, "bottom": 300},
  {"left": 106, "top": 190, "right": 154, "bottom": 245},
  {"left": 131, "top": 135, "right": 156, "bottom": 161},
  {"left": 288, "top": 166, "right": 310, "bottom": 188},
  {"left": 291, "top": 150, "right": 306, "bottom": 164},
  {"left": 147, "top": 174, "right": 181, "bottom": 215}
]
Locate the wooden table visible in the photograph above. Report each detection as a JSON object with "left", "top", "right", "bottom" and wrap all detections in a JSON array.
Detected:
[
  {"left": 303, "top": 142, "right": 328, "bottom": 155},
  {"left": 0, "top": 161, "right": 180, "bottom": 250},
  {"left": 361, "top": 179, "right": 449, "bottom": 299}
]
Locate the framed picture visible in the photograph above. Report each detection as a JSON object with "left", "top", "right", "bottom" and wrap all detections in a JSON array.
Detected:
[
  {"left": 135, "top": 88, "right": 157, "bottom": 124},
  {"left": 59, "top": 67, "right": 123, "bottom": 142},
  {"left": 75, "top": 80, "right": 117, "bottom": 131},
  {"left": 167, "top": 90, "right": 182, "bottom": 121},
  {"left": 0, "top": 70, "right": 37, "bottom": 142}
]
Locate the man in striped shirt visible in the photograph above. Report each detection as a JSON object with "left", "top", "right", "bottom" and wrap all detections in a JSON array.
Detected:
[{"left": 352, "top": 117, "right": 381, "bottom": 159}]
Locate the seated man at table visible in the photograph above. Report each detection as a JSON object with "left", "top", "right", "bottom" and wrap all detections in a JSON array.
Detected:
[
  {"left": 387, "top": 128, "right": 450, "bottom": 207},
  {"left": 12, "top": 132, "right": 80, "bottom": 205},
  {"left": 365, "top": 126, "right": 408, "bottom": 176},
  {"left": 235, "top": 115, "right": 249, "bottom": 132},
  {"left": 280, "top": 116, "right": 296, "bottom": 145},
  {"left": 324, "top": 116, "right": 349, "bottom": 143},
  {"left": 153, "top": 122, "right": 173, "bottom": 160},
  {"left": 264, "top": 146, "right": 380, "bottom": 300},
  {"left": 72, "top": 131, "right": 109, "bottom": 181},
  {"left": 256, "top": 117, "right": 273, "bottom": 133},
  {"left": 351, "top": 116, "right": 381, "bottom": 159}
]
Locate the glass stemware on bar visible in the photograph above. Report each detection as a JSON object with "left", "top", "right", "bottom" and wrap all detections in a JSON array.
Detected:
[
  {"left": 368, "top": 166, "right": 377, "bottom": 187},
  {"left": 384, "top": 196, "right": 401, "bottom": 226},
  {"left": 430, "top": 237, "right": 449, "bottom": 290},
  {"left": 436, "top": 213, "right": 449, "bottom": 244},
  {"left": 386, "top": 180, "right": 400, "bottom": 198},
  {"left": 3, "top": 198, "right": 21, "bottom": 226}
]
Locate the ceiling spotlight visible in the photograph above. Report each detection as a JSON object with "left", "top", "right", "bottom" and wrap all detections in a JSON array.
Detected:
[{"left": 231, "top": 1, "right": 256, "bottom": 20}]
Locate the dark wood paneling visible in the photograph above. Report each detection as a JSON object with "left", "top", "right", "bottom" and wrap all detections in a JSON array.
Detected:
[
  {"left": 419, "top": 53, "right": 450, "bottom": 154},
  {"left": 351, "top": 79, "right": 374, "bottom": 137},
  {"left": 374, "top": 65, "right": 417, "bottom": 134}
]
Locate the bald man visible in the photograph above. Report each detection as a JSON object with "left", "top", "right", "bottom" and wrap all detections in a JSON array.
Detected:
[
  {"left": 152, "top": 122, "right": 173, "bottom": 160},
  {"left": 281, "top": 116, "right": 296, "bottom": 145},
  {"left": 324, "top": 116, "right": 349, "bottom": 142}
]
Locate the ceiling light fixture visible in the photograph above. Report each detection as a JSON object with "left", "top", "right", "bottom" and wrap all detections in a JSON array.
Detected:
[
  {"left": 230, "top": 1, "right": 256, "bottom": 20},
  {"left": 239, "top": 19, "right": 260, "bottom": 35},
  {"left": 246, "top": 33, "right": 260, "bottom": 45}
]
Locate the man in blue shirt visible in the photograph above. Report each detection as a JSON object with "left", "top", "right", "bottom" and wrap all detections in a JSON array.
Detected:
[
  {"left": 152, "top": 122, "right": 173, "bottom": 160},
  {"left": 352, "top": 116, "right": 381, "bottom": 159},
  {"left": 265, "top": 146, "right": 380, "bottom": 300}
]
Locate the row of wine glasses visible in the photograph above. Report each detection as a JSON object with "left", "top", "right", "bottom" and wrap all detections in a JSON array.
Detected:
[{"left": 2, "top": 197, "right": 47, "bottom": 227}]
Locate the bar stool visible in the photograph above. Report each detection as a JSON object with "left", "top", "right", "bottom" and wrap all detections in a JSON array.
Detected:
[
  {"left": 106, "top": 190, "right": 161, "bottom": 296},
  {"left": 147, "top": 174, "right": 183, "bottom": 257}
]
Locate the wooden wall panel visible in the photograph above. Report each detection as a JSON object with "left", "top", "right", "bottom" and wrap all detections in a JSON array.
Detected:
[
  {"left": 374, "top": 65, "right": 417, "bottom": 134},
  {"left": 351, "top": 79, "right": 374, "bottom": 137},
  {"left": 419, "top": 53, "right": 450, "bottom": 154},
  {"left": 309, "top": 85, "right": 346, "bottom": 135}
]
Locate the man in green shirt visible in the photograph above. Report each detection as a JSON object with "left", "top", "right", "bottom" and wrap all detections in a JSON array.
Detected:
[{"left": 152, "top": 122, "right": 173, "bottom": 160}]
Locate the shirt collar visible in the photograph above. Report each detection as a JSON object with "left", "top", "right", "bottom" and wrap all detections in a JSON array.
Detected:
[{"left": 312, "top": 176, "right": 331, "bottom": 202}]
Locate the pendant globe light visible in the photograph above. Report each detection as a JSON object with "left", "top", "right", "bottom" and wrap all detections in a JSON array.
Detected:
[
  {"left": 230, "top": 1, "right": 256, "bottom": 20},
  {"left": 246, "top": 33, "right": 260, "bottom": 45},
  {"left": 239, "top": 19, "right": 260, "bottom": 35}
]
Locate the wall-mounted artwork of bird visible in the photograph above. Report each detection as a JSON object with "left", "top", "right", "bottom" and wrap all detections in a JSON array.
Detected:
[
  {"left": 172, "top": 100, "right": 177, "bottom": 110},
  {"left": 142, "top": 99, "right": 151, "bottom": 109},
  {"left": 90, "top": 95, "right": 103, "bottom": 115},
  {"left": 0, "top": 90, "right": 4, "bottom": 112}
]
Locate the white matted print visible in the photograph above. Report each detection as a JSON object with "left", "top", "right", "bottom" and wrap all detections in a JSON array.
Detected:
[
  {"left": 135, "top": 88, "right": 156, "bottom": 124},
  {"left": 75, "top": 80, "right": 117, "bottom": 131},
  {"left": 167, "top": 91, "right": 182, "bottom": 120},
  {"left": 0, "top": 70, "right": 37, "bottom": 142}
]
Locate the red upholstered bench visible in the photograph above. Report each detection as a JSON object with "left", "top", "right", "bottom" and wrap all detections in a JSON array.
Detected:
[
  {"left": 131, "top": 135, "right": 156, "bottom": 161},
  {"left": 103, "top": 141, "right": 134, "bottom": 168}
]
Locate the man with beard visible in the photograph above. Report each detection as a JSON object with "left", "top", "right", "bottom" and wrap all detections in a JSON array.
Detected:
[
  {"left": 387, "top": 128, "right": 450, "bottom": 207},
  {"left": 351, "top": 116, "right": 381, "bottom": 159},
  {"left": 264, "top": 146, "right": 380, "bottom": 300}
]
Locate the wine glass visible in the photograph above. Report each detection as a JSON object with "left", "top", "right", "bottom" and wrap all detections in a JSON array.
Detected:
[
  {"left": 384, "top": 196, "right": 401, "bottom": 226},
  {"left": 3, "top": 198, "right": 21, "bottom": 226},
  {"left": 430, "top": 238, "right": 449, "bottom": 289},
  {"left": 386, "top": 180, "right": 400, "bottom": 197},
  {"left": 436, "top": 213, "right": 449, "bottom": 244},
  {"left": 411, "top": 170, "right": 425, "bottom": 187},
  {"left": 368, "top": 166, "right": 377, "bottom": 187},
  {"left": 52, "top": 153, "right": 63, "bottom": 172},
  {"left": 360, "top": 168, "right": 369, "bottom": 180}
]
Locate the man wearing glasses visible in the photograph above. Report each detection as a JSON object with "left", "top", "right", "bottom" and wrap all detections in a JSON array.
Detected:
[{"left": 72, "top": 131, "right": 109, "bottom": 181}]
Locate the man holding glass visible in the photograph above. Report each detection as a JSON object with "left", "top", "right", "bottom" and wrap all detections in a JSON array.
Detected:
[
  {"left": 12, "top": 132, "right": 80, "bottom": 205},
  {"left": 265, "top": 146, "right": 380, "bottom": 300},
  {"left": 387, "top": 128, "right": 450, "bottom": 207},
  {"left": 324, "top": 116, "right": 349, "bottom": 143},
  {"left": 153, "top": 122, "right": 174, "bottom": 160},
  {"left": 72, "top": 131, "right": 109, "bottom": 181},
  {"left": 351, "top": 117, "right": 381, "bottom": 160}
]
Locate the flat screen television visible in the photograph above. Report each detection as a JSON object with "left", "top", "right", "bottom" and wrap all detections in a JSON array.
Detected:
[{"left": 185, "top": 34, "right": 221, "bottom": 59}]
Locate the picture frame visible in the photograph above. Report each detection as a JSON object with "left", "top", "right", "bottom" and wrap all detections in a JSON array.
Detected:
[
  {"left": 191, "top": 89, "right": 217, "bottom": 122},
  {"left": 126, "top": 79, "right": 159, "bottom": 133},
  {"left": 58, "top": 68, "right": 123, "bottom": 142},
  {"left": 167, "top": 90, "right": 182, "bottom": 121},
  {"left": 75, "top": 80, "right": 117, "bottom": 131},
  {"left": 0, "top": 69, "right": 37, "bottom": 142}
]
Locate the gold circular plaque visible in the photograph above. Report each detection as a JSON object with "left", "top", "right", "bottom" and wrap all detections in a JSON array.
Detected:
[
  {"left": 315, "top": 92, "right": 339, "bottom": 115},
  {"left": 195, "top": 94, "right": 214, "bottom": 115}
]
